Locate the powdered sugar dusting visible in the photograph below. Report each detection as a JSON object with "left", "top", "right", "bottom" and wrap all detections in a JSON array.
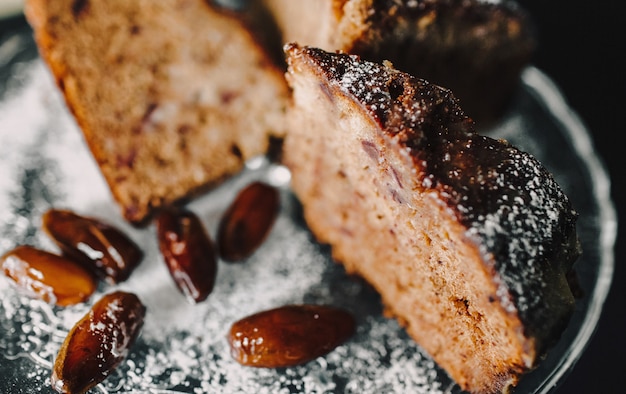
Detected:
[{"left": 464, "top": 145, "right": 575, "bottom": 315}]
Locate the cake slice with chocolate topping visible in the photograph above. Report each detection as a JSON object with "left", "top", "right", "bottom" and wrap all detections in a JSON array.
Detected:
[
  {"left": 282, "top": 44, "right": 580, "bottom": 394},
  {"left": 25, "top": 0, "right": 289, "bottom": 224},
  {"left": 261, "top": 0, "right": 536, "bottom": 125}
]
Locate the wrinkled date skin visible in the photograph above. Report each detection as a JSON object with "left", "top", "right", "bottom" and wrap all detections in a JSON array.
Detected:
[
  {"left": 228, "top": 304, "right": 356, "bottom": 368},
  {"left": 217, "top": 182, "right": 280, "bottom": 262},
  {"left": 1, "top": 245, "right": 97, "bottom": 306},
  {"left": 42, "top": 208, "right": 144, "bottom": 284},
  {"left": 155, "top": 206, "right": 218, "bottom": 303},
  {"left": 51, "top": 291, "right": 146, "bottom": 394}
]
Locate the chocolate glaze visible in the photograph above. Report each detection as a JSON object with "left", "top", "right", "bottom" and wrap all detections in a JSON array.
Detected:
[
  {"left": 364, "top": 0, "right": 532, "bottom": 33},
  {"left": 344, "top": 0, "right": 537, "bottom": 124},
  {"left": 349, "top": 0, "right": 536, "bottom": 68},
  {"left": 286, "top": 44, "right": 580, "bottom": 352}
]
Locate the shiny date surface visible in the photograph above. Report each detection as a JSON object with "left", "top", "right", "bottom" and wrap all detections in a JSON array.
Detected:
[
  {"left": 228, "top": 304, "right": 356, "bottom": 368},
  {"left": 217, "top": 182, "right": 280, "bottom": 262},
  {"left": 1, "top": 245, "right": 97, "bottom": 306},
  {"left": 42, "top": 208, "right": 143, "bottom": 284},
  {"left": 51, "top": 291, "right": 146, "bottom": 394},
  {"left": 155, "top": 206, "right": 218, "bottom": 303}
]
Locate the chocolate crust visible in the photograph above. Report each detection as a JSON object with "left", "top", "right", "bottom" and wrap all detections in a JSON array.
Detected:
[
  {"left": 343, "top": 0, "right": 537, "bottom": 123},
  {"left": 351, "top": 0, "right": 536, "bottom": 59}
]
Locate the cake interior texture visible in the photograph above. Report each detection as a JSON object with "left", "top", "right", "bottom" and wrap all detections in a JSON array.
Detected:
[
  {"left": 283, "top": 44, "right": 579, "bottom": 394},
  {"left": 25, "top": 0, "right": 289, "bottom": 224}
]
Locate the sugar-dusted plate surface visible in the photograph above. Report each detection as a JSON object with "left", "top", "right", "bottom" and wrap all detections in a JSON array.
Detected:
[{"left": 0, "top": 27, "right": 616, "bottom": 394}]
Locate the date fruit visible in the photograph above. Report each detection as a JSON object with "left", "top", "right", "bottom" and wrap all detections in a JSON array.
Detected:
[
  {"left": 42, "top": 208, "right": 143, "bottom": 284},
  {"left": 51, "top": 291, "right": 146, "bottom": 394},
  {"left": 217, "top": 182, "right": 280, "bottom": 262},
  {"left": 1, "top": 245, "right": 97, "bottom": 306},
  {"left": 156, "top": 206, "right": 218, "bottom": 303},
  {"left": 228, "top": 304, "right": 356, "bottom": 368}
]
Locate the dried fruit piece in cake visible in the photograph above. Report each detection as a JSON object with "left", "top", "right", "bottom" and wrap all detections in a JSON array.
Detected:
[
  {"left": 261, "top": 0, "right": 536, "bottom": 124},
  {"left": 51, "top": 291, "right": 146, "bottom": 394},
  {"left": 1, "top": 245, "right": 97, "bottom": 307},
  {"left": 24, "top": 0, "right": 290, "bottom": 224},
  {"left": 282, "top": 44, "right": 580, "bottom": 394}
]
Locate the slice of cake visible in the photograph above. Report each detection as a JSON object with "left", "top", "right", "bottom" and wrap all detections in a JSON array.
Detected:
[
  {"left": 283, "top": 44, "right": 580, "bottom": 394},
  {"left": 261, "top": 0, "right": 536, "bottom": 124},
  {"left": 24, "top": 0, "right": 290, "bottom": 224}
]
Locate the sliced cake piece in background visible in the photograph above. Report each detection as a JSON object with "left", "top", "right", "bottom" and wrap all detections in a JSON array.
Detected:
[
  {"left": 261, "top": 0, "right": 536, "bottom": 125},
  {"left": 25, "top": 0, "right": 290, "bottom": 224}
]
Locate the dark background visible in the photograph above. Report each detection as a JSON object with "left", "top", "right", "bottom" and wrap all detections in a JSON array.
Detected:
[
  {"left": 522, "top": 2, "right": 624, "bottom": 393},
  {"left": 1, "top": 1, "right": 623, "bottom": 393}
]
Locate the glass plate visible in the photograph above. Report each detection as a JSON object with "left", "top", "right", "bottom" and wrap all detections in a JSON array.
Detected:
[{"left": 0, "top": 27, "right": 617, "bottom": 394}]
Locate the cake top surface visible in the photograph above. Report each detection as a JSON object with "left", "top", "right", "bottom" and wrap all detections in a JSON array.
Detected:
[
  {"left": 285, "top": 44, "right": 580, "bottom": 332},
  {"left": 366, "top": 0, "right": 525, "bottom": 15},
  {"left": 356, "top": 0, "right": 535, "bottom": 42}
]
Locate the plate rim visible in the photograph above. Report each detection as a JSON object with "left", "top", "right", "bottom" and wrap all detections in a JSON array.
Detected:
[{"left": 520, "top": 66, "right": 617, "bottom": 394}]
